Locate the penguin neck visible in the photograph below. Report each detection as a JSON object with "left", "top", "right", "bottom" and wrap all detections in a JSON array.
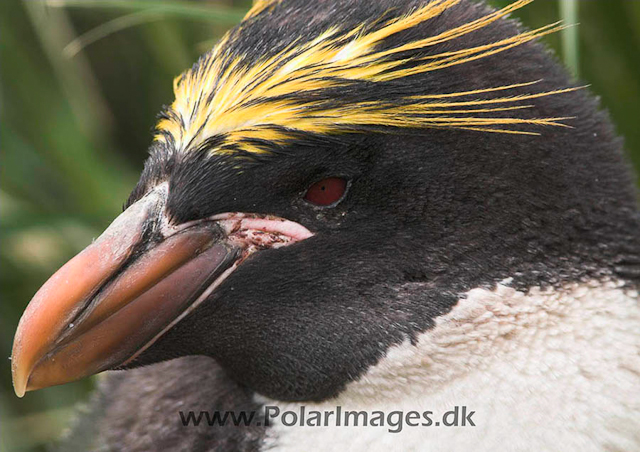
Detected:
[
  {"left": 340, "top": 278, "right": 638, "bottom": 400},
  {"left": 260, "top": 279, "right": 640, "bottom": 451}
]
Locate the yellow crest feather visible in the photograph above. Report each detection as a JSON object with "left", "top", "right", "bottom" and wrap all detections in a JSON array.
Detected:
[{"left": 155, "top": 0, "right": 578, "bottom": 156}]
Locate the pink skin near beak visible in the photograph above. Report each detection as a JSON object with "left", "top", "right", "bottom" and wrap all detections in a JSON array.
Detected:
[{"left": 11, "top": 185, "right": 312, "bottom": 397}]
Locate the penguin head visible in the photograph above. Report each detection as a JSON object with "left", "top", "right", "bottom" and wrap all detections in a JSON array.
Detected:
[{"left": 12, "top": 0, "right": 639, "bottom": 401}]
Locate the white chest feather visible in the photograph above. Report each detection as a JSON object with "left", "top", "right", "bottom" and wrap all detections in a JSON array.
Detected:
[{"left": 259, "top": 280, "right": 640, "bottom": 452}]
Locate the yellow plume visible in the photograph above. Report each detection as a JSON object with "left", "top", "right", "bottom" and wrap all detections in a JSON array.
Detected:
[{"left": 155, "top": 0, "right": 578, "bottom": 156}]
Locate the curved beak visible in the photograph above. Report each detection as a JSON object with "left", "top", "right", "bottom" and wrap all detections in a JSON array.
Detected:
[{"left": 11, "top": 185, "right": 239, "bottom": 397}]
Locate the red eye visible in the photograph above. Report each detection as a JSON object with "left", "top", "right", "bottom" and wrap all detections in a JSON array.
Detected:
[{"left": 304, "top": 177, "right": 348, "bottom": 206}]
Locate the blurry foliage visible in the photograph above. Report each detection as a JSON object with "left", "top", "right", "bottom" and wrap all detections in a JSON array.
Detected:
[{"left": 1, "top": 0, "right": 639, "bottom": 450}]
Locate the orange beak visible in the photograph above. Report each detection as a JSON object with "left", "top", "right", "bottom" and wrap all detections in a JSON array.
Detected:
[{"left": 11, "top": 186, "right": 237, "bottom": 397}]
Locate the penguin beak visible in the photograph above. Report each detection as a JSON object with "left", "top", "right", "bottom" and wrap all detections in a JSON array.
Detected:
[{"left": 11, "top": 184, "right": 312, "bottom": 397}]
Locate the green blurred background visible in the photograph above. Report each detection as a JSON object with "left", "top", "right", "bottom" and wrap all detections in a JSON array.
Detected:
[{"left": 1, "top": 0, "right": 639, "bottom": 450}]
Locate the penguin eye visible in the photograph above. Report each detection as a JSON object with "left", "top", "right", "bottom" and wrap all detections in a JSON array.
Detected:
[{"left": 303, "top": 177, "right": 348, "bottom": 207}]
